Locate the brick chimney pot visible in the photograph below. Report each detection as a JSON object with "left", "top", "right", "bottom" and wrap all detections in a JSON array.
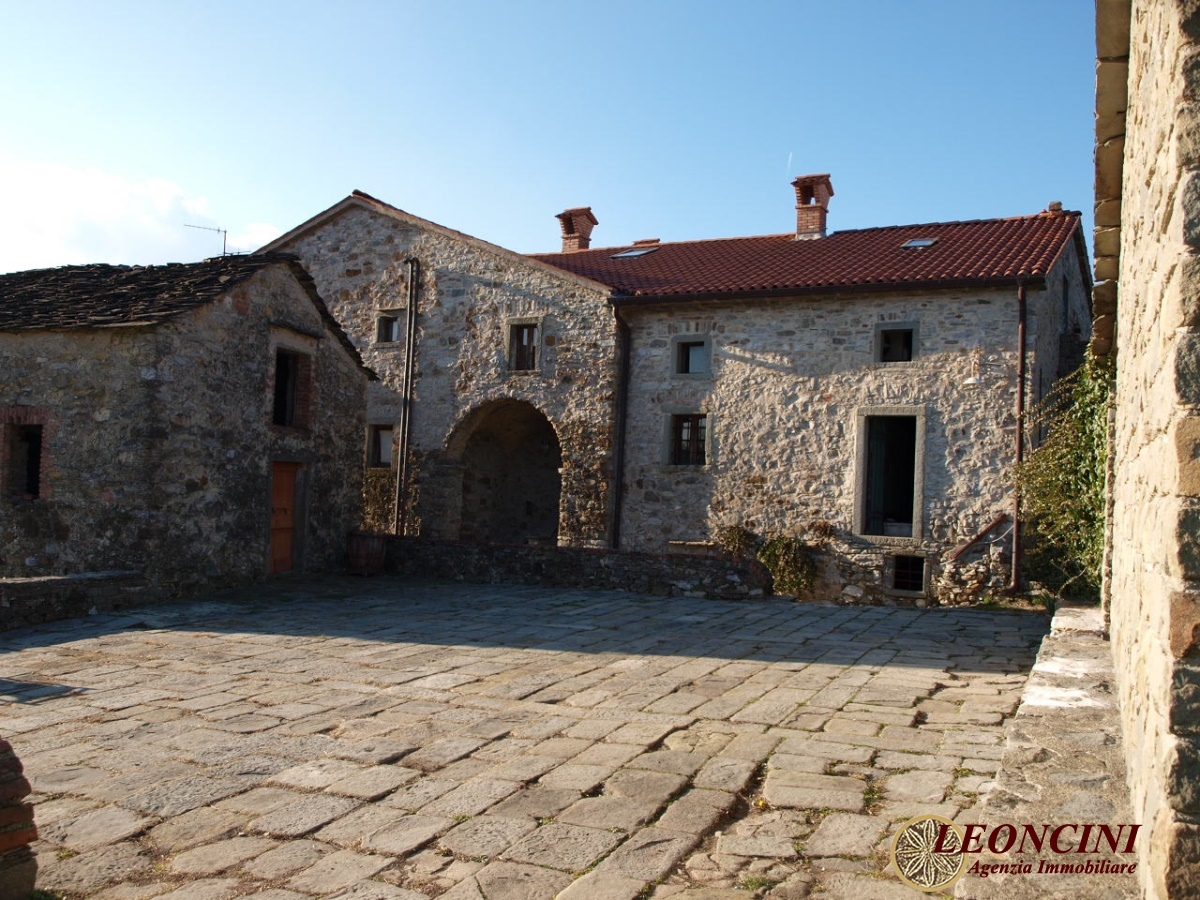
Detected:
[
  {"left": 791, "top": 174, "right": 834, "bottom": 239},
  {"left": 556, "top": 207, "right": 599, "bottom": 252}
]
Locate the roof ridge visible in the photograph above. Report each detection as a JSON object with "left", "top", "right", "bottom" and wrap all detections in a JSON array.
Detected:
[{"left": 531, "top": 211, "right": 1083, "bottom": 257}]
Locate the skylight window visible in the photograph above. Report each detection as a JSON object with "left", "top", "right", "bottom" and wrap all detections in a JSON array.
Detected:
[
  {"left": 901, "top": 238, "right": 938, "bottom": 249},
  {"left": 611, "top": 247, "right": 659, "bottom": 259}
]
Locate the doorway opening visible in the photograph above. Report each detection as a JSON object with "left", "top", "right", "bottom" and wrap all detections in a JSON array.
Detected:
[{"left": 452, "top": 400, "right": 562, "bottom": 545}]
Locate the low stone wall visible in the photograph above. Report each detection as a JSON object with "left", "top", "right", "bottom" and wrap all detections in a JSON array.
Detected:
[
  {"left": 0, "top": 571, "right": 147, "bottom": 631},
  {"left": 388, "top": 538, "right": 772, "bottom": 601},
  {"left": 0, "top": 737, "right": 36, "bottom": 899},
  {"left": 958, "top": 604, "right": 1137, "bottom": 899}
]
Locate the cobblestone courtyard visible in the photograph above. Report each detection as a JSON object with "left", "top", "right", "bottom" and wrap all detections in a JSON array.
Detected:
[{"left": 1, "top": 578, "right": 1049, "bottom": 900}]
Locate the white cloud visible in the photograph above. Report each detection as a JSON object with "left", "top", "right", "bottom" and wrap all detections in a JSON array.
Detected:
[
  {"left": 229, "top": 222, "right": 284, "bottom": 255},
  {"left": 0, "top": 155, "right": 280, "bottom": 273}
]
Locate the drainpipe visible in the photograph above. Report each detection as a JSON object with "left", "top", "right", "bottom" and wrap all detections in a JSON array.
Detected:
[
  {"left": 610, "top": 304, "right": 632, "bottom": 549},
  {"left": 394, "top": 258, "right": 420, "bottom": 536},
  {"left": 1010, "top": 280, "right": 1027, "bottom": 592}
]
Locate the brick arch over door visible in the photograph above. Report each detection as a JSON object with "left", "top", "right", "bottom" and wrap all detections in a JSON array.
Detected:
[{"left": 446, "top": 399, "right": 563, "bottom": 545}]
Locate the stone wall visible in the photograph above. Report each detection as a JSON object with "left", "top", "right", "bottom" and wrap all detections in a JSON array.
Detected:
[
  {"left": 271, "top": 201, "right": 619, "bottom": 547},
  {"left": 0, "top": 571, "right": 146, "bottom": 630},
  {"left": 1104, "top": 1, "right": 1200, "bottom": 894},
  {"left": 0, "top": 328, "right": 159, "bottom": 576},
  {"left": 617, "top": 259, "right": 1088, "bottom": 604},
  {"left": 390, "top": 537, "right": 772, "bottom": 601}
]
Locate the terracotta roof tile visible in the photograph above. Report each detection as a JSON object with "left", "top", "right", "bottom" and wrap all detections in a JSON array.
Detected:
[{"left": 529, "top": 212, "right": 1082, "bottom": 300}]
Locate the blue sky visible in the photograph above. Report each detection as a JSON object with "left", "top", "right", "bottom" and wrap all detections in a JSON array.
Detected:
[{"left": 0, "top": 1, "right": 1096, "bottom": 272}]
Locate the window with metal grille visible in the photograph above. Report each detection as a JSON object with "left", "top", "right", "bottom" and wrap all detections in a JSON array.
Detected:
[
  {"left": 892, "top": 555, "right": 926, "bottom": 592},
  {"left": 671, "top": 414, "right": 707, "bottom": 465}
]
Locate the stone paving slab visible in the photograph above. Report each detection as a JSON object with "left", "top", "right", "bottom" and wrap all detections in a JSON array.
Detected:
[{"left": 0, "top": 576, "right": 1056, "bottom": 899}]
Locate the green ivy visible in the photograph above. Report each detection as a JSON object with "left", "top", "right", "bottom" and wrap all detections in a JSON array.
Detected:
[
  {"left": 714, "top": 524, "right": 758, "bottom": 557},
  {"left": 715, "top": 524, "right": 817, "bottom": 598},
  {"left": 756, "top": 534, "right": 818, "bottom": 597},
  {"left": 1016, "top": 354, "right": 1113, "bottom": 600}
]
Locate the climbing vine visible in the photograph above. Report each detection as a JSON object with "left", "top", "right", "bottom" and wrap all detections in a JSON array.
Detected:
[
  {"left": 1016, "top": 354, "right": 1113, "bottom": 599},
  {"left": 715, "top": 524, "right": 818, "bottom": 598}
]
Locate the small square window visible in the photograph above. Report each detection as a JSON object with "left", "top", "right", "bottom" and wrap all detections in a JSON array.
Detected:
[
  {"left": 676, "top": 340, "right": 710, "bottom": 375},
  {"left": 670, "top": 414, "right": 707, "bottom": 465},
  {"left": 878, "top": 328, "right": 914, "bottom": 362},
  {"left": 6, "top": 424, "right": 43, "bottom": 500},
  {"left": 892, "top": 555, "right": 926, "bottom": 591},
  {"left": 376, "top": 315, "right": 401, "bottom": 343},
  {"left": 510, "top": 322, "right": 539, "bottom": 371},
  {"left": 368, "top": 424, "right": 394, "bottom": 468}
]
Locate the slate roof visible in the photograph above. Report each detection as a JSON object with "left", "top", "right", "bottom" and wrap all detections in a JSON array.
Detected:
[
  {"left": 0, "top": 253, "right": 310, "bottom": 331},
  {"left": 529, "top": 211, "right": 1084, "bottom": 301},
  {"left": 0, "top": 253, "right": 373, "bottom": 376}
]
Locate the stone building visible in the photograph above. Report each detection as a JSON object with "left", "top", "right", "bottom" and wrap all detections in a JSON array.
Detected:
[
  {"left": 0, "top": 253, "right": 369, "bottom": 601},
  {"left": 266, "top": 179, "right": 1089, "bottom": 604},
  {"left": 533, "top": 180, "right": 1091, "bottom": 602},
  {"left": 1094, "top": 0, "right": 1200, "bottom": 894},
  {"left": 263, "top": 192, "right": 619, "bottom": 548}
]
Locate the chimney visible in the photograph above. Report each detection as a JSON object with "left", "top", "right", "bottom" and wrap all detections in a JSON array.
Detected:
[
  {"left": 791, "top": 174, "right": 834, "bottom": 239},
  {"left": 556, "top": 207, "right": 599, "bottom": 252}
]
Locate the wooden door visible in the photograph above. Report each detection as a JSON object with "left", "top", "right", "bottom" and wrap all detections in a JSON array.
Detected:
[{"left": 270, "top": 462, "right": 300, "bottom": 574}]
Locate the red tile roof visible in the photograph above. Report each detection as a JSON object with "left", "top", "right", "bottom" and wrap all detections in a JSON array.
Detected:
[{"left": 529, "top": 212, "right": 1082, "bottom": 301}]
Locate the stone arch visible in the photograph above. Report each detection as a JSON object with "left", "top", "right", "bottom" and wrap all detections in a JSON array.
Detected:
[{"left": 447, "top": 399, "right": 563, "bottom": 545}]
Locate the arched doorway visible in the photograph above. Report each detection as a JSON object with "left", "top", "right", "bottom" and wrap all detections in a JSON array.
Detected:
[{"left": 452, "top": 400, "right": 562, "bottom": 544}]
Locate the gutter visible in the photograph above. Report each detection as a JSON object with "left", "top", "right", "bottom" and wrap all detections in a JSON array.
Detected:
[
  {"left": 610, "top": 304, "right": 632, "bottom": 549},
  {"left": 394, "top": 258, "right": 420, "bottom": 536},
  {"left": 1010, "top": 280, "right": 1028, "bottom": 591}
]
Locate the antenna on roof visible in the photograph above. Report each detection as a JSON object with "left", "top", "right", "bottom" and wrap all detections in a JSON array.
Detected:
[{"left": 184, "top": 223, "right": 228, "bottom": 256}]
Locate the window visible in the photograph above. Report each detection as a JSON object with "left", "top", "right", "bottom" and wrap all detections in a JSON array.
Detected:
[
  {"left": 675, "top": 339, "right": 711, "bottom": 375},
  {"left": 509, "top": 322, "right": 539, "bottom": 371},
  {"left": 376, "top": 314, "right": 401, "bottom": 343},
  {"left": 368, "top": 425, "right": 394, "bottom": 468},
  {"left": 670, "top": 414, "right": 707, "bottom": 465},
  {"left": 863, "top": 415, "right": 917, "bottom": 536},
  {"left": 892, "top": 555, "right": 926, "bottom": 592},
  {"left": 273, "top": 349, "right": 312, "bottom": 427},
  {"left": 877, "top": 326, "right": 915, "bottom": 362},
  {"left": 6, "top": 424, "right": 42, "bottom": 500}
]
